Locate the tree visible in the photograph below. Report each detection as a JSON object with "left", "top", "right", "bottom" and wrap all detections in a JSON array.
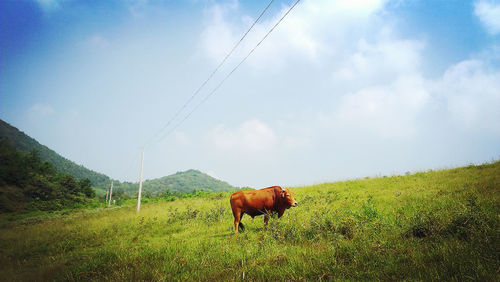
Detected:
[{"left": 79, "top": 178, "right": 95, "bottom": 198}]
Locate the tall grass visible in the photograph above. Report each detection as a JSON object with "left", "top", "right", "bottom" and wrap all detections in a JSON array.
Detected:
[{"left": 0, "top": 162, "right": 498, "bottom": 280}]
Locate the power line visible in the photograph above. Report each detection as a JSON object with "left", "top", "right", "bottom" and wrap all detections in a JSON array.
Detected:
[
  {"left": 156, "top": 0, "right": 302, "bottom": 143},
  {"left": 143, "top": 0, "right": 276, "bottom": 148},
  {"left": 116, "top": 147, "right": 142, "bottom": 181}
]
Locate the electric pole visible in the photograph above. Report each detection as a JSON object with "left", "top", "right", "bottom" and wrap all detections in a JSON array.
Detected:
[
  {"left": 137, "top": 147, "right": 145, "bottom": 212},
  {"left": 108, "top": 181, "right": 113, "bottom": 207}
]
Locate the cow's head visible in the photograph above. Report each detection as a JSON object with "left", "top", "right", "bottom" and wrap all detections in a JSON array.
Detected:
[{"left": 281, "top": 188, "right": 298, "bottom": 207}]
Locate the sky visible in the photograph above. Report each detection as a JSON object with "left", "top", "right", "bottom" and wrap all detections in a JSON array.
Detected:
[{"left": 1, "top": 0, "right": 499, "bottom": 188}]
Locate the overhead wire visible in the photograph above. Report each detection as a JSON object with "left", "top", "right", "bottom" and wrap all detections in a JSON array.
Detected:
[
  {"left": 156, "top": 0, "right": 302, "bottom": 143},
  {"left": 116, "top": 147, "right": 142, "bottom": 182},
  {"left": 117, "top": 0, "right": 301, "bottom": 184},
  {"left": 143, "top": 0, "right": 276, "bottom": 148}
]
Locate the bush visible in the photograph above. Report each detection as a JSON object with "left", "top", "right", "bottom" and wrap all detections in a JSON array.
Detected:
[
  {"left": 204, "top": 206, "right": 226, "bottom": 222},
  {"left": 404, "top": 212, "right": 443, "bottom": 238}
]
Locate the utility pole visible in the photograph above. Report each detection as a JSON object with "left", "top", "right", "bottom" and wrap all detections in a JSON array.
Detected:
[
  {"left": 108, "top": 181, "right": 113, "bottom": 207},
  {"left": 105, "top": 186, "right": 109, "bottom": 203},
  {"left": 137, "top": 147, "right": 145, "bottom": 213}
]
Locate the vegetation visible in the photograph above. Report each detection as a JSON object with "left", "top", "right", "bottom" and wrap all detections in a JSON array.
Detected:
[
  {"left": 0, "top": 141, "right": 96, "bottom": 212},
  {"left": 0, "top": 119, "right": 110, "bottom": 189},
  {"left": 0, "top": 161, "right": 498, "bottom": 280},
  {"left": 113, "top": 169, "right": 236, "bottom": 196}
]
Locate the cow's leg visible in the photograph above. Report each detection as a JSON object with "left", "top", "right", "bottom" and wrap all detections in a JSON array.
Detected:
[
  {"left": 238, "top": 213, "right": 245, "bottom": 232},
  {"left": 277, "top": 210, "right": 284, "bottom": 218},
  {"left": 264, "top": 214, "right": 269, "bottom": 228},
  {"left": 233, "top": 210, "right": 243, "bottom": 234},
  {"left": 233, "top": 213, "right": 240, "bottom": 234}
]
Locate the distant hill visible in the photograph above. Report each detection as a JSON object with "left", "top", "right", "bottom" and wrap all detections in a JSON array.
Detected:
[
  {"left": 0, "top": 119, "right": 110, "bottom": 188},
  {"left": 145, "top": 169, "right": 236, "bottom": 194},
  {"left": 114, "top": 169, "right": 237, "bottom": 196}
]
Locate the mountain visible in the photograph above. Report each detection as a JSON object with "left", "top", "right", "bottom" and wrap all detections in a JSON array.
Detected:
[
  {"left": 146, "top": 169, "right": 236, "bottom": 194},
  {"left": 0, "top": 140, "right": 96, "bottom": 212},
  {"left": 113, "top": 169, "right": 237, "bottom": 196},
  {"left": 0, "top": 119, "right": 110, "bottom": 188}
]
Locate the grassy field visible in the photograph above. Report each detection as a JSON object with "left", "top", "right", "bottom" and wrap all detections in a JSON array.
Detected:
[{"left": 1, "top": 162, "right": 499, "bottom": 281}]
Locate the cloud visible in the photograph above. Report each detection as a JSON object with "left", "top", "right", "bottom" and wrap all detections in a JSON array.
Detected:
[
  {"left": 200, "top": 0, "right": 391, "bottom": 70},
  {"left": 437, "top": 58, "right": 500, "bottom": 132},
  {"left": 332, "top": 33, "right": 425, "bottom": 87},
  {"left": 333, "top": 75, "right": 429, "bottom": 138},
  {"left": 28, "top": 103, "right": 55, "bottom": 116},
  {"left": 200, "top": 2, "right": 241, "bottom": 63},
  {"left": 324, "top": 46, "right": 500, "bottom": 139},
  {"left": 33, "top": 0, "right": 69, "bottom": 14},
  {"left": 474, "top": 0, "right": 500, "bottom": 35},
  {"left": 207, "top": 119, "right": 277, "bottom": 154}
]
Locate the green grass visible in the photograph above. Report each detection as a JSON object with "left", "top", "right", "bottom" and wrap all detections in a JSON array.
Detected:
[{"left": 1, "top": 162, "right": 499, "bottom": 281}]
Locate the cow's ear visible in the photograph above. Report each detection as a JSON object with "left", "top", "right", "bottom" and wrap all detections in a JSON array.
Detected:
[{"left": 281, "top": 189, "right": 286, "bottom": 197}]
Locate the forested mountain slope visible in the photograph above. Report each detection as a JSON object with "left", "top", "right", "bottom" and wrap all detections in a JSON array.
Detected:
[
  {"left": 0, "top": 119, "right": 110, "bottom": 188},
  {"left": 113, "top": 169, "right": 236, "bottom": 196}
]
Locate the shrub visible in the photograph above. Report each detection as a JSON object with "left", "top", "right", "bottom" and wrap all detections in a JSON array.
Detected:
[
  {"left": 404, "top": 212, "right": 443, "bottom": 238},
  {"left": 204, "top": 206, "right": 226, "bottom": 222}
]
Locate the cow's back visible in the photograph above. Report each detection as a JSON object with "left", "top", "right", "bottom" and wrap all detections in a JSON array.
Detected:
[{"left": 230, "top": 187, "right": 279, "bottom": 212}]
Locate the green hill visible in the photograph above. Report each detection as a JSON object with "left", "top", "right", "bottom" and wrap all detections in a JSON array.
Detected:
[
  {"left": 113, "top": 169, "right": 236, "bottom": 196},
  {"left": 0, "top": 141, "right": 96, "bottom": 212},
  {"left": 0, "top": 161, "right": 498, "bottom": 280},
  {"left": 0, "top": 119, "right": 110, "bottom": 189},
  {"left": 144, "top": 169, "right": 236, "bottom": 194}
]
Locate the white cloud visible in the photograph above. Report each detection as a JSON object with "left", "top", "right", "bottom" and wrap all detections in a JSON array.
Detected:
[
  {"left": 207, "top": 119, "right": 277, "bottom": 154},
  {"left": 33, "top": 0, "right": 69, "bottom": 14},
  {"left": 333, "top": 75, "right": 429, "bottom": 138},
  {"left": 200, "top": 0, "right": 390, "bottom": 70},
  {"left": 474, "top": 0, "right": 500, "bottom": 35},
  {"left": 324, "top": 47, "right": 500, "bottom": 138},
  {"left": 28, "top": 104, "right": 55, "bottom": 117},
  {"left": 437, "top": 59, "right": 500, "bottom": 131},
  {"left": 200, "top": 2, "right": 241, "bottom": 63},
  {"left": 332, "top": 34, "right": 424, "bottom": 86}
]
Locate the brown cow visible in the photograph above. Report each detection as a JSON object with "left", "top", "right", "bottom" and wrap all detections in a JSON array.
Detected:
[{"left": 230, "top": 186, "right": 298, "bottom": 233}]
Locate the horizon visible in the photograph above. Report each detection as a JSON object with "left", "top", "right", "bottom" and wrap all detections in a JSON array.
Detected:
[
  {"left": 5, "top": 116, "right": 499, "bottom": 188},
  {"left": 1, "top": 0, "right": 499, "bottom": 188}
]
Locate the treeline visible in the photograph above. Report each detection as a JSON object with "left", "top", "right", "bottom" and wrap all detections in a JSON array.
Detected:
[
  {"left": 0, "top": 141, "right": 95, "bottom": 212},
  {"left": 107, "top": 189, "right": 229, "bottom": 207}
]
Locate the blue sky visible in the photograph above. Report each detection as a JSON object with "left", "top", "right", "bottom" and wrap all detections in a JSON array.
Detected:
[{"left": 1, "top": 0, "right": 499, "bottom": 187}]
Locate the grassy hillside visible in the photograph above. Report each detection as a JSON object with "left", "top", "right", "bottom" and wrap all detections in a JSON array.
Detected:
[
  {"left": 0, "top": 119, "right": 110, "bottom": 189},
  {"left": 0, "top": 162, "right": 498, "bottom": 280}
]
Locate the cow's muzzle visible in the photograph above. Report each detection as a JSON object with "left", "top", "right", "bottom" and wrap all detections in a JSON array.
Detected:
[{"left": 293, "top": 201, "right": 298, "bottom": 207}]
